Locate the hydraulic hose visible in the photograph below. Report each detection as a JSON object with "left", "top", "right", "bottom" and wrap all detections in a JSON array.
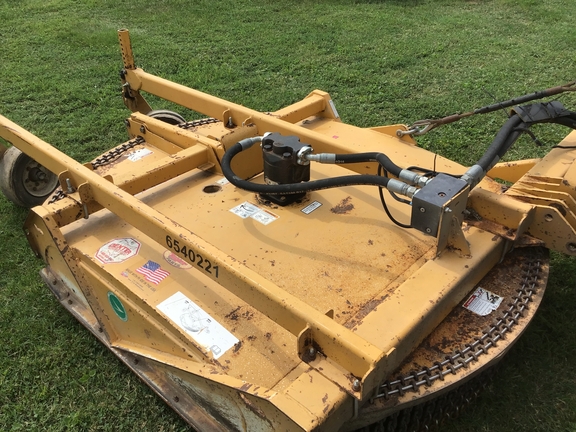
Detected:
[
  {"left": 332, "top": 153, "right": 403, "bottom": 177},
  {"left": 462, "top": 106, "right": 576, "bottom": 188},
  {"left": 221, "top": 139, "right": 417, "bottom": 196},
  {"left": 476, "top": 114, "right": 525, "bottom": 172}
]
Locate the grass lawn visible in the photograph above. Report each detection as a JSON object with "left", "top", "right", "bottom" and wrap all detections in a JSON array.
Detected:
[{"left": 1, "top": 0, "right": 576, "bottom": 431}]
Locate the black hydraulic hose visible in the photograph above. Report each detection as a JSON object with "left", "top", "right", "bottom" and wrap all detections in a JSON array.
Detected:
[
  {"left": 465, "top": 108, "right": 576, "bottom": 187},
  {"left": 476, "top": 110, "right": 576, "bottom": 173},
  {"left": 550, "top": 114, "right": 576, "bottom": 130},
  {"left": 334, "top": 153, "right": 403, "bottom": 177},
  {"left": 476, "top": 114, "right": 525, "bottom": 171},
  {"left": 222, "top": 142, "right": 393, "bottom": 195}
]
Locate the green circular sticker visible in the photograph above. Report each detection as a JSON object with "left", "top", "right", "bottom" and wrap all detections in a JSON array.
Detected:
[{"left": 107, "top": 292, "right": 128, "bottom": 321}]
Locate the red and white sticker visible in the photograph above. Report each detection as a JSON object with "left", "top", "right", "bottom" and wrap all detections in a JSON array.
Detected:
[
  {"left": 163, "top": 250, "right": 192, "bottom": 269},
  {"left": 95, "top": 238, "right": 141, "bottom": 264},
  {"left": 463, "top": 287, "right": 503, "bottom": 316}
]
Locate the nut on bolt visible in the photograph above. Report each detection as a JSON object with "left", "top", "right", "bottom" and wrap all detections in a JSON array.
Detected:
[{"left": 308, "top": 347, "right": 316, "bottom": 360}]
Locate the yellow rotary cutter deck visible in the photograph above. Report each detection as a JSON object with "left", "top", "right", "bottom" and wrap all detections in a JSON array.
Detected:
[{"left": 1, "top": 30, "right": 575, "bottom": 431}]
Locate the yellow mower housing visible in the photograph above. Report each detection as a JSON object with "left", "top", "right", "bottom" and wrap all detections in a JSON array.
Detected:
[{"left": 1, "top": 30, "right": 576, "bottom": 431}]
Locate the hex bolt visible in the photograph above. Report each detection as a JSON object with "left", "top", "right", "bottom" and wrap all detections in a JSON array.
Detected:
[
  {"left": 139, "top": 125, "right": 146, "bottom": 133},
  {"left": 352, "top": 379, "right": 361, "bottom": 392}
]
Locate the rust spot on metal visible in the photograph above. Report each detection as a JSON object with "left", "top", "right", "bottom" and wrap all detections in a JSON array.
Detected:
[
  {"left": 239, "top": 393, "right": 269, "bottom": 422},
  {"left": 346, "top": 294, "right": 390, "bottom": 329},
  {"left": 238, "top": 382, "right": 252, "bottom": 392},
  {"left": 225, "top": 306, "right": 241, "bottom": 320},
  {"left": 264, "top": 332, "right": 271, "bottom": 340},
  {"left": 330, "top": 196, "right": 354, "bottom": 214},
  {"left": 322, "top": 393, "right": 328, "bottom": 403}
]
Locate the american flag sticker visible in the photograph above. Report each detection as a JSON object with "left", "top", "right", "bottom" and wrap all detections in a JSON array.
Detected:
[{"left": 136, "top": 260, "right": 170, "bottom": 285}]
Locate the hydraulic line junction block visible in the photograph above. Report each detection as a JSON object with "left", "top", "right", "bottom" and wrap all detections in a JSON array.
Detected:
[
  {"left": 261, "top": 133, "right": 311, "bottom": 205},
  {"left": 411, "top": 174, "right": 469, "bottom": 237}
]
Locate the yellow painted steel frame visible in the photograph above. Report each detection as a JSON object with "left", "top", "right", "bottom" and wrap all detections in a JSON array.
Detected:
[
  {"left": 118, "top": 28, "right": 576, "bottom": 257},
  {"left": 2, "top": 28, "right": 576, "bottom": 431}
]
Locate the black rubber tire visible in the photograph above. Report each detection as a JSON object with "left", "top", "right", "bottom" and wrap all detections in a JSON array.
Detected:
[
  {"left": 0, "top": 147, "right": 59, "bottom": 208},
  {"left": 147, "top": 109, "right": 186, "bottom": 125}
]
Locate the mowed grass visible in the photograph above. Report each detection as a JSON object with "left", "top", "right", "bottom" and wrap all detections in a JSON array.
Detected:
[{"left": 1, "top": 0, "right": 576, "bottom": 431}]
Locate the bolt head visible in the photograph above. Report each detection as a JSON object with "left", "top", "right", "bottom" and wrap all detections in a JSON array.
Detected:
[
  {"left": 420, "top": 207, "right": 426, "bottom": 213},
  {"left": 139, "top": 125, "right": 146, "bottom": 133},
  {"left": 352, "top": 379, "right": 361, "bottom": 392}
]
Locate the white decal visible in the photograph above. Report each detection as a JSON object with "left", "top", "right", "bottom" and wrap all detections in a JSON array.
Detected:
[
  {"left": 230, "top": 201, "right": 278, "bottom": 225},
  {"left": 157, "top": 292, "right": 238, "bottom": 359},
  {"left": 216, "top": 177, "right": 229, "bottom": 185},
  {"left": 95, "top": 238, "right": 140, "bottom": 264},
  {"left": 463, "top": 287, "right": 504, "bottom": 316},
  {"left": 301, "top": 201, "right": 322, "bottom": 214},
  {"left": 127, "top": 148, "right": 152, "bottom": 162}
]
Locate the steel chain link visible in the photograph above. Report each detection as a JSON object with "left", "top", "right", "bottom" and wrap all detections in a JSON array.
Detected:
[{"left": 374, "top": 255, "right": 542, "bottom": 401}]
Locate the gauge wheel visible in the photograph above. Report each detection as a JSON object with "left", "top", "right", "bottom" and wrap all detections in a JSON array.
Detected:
[
  {"left": 0, "top": 147, "right": 59, "bottom": 208},
  {"left": 147, "top": 109, "right": 186, "bottom": 125}
]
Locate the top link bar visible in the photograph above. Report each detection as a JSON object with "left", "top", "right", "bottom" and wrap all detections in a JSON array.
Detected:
[{"left": 397, "top": 80, "right": 576, "bottom": 137}]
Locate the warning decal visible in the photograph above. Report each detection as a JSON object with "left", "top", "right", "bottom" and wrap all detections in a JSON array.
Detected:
[
  {"left": 463, "top": 287, "right": 504, "bottom": 316},
  {"left": 157, "top": 292, "right": 239, "bottom": 359},
  {"left": 230, "top": 201, "right": 278, "bottom": 225}
]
